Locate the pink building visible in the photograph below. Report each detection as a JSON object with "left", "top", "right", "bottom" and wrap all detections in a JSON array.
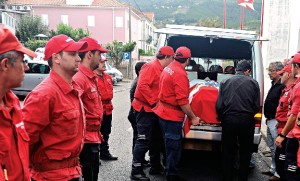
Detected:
[{"left": 3, "top": 0, "right": 157, "bottom": 60}]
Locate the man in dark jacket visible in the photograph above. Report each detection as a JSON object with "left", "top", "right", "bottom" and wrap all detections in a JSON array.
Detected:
[
  {"left": 128, "top": 61, "right": 146, "bottom": 153},
  {"left": 216, "top": 60, "right": 260, "bottom": 181},
  {"left": 263, "top": 62, "right": 284, "bottom": 180}
]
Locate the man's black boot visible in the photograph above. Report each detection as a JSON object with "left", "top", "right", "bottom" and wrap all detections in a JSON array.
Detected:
[
  {"left": 100, "top": 152, "right": 118, "bottom": 161},
  {"left": 130, "top": 173, "right": 150, "bottom": 181}
]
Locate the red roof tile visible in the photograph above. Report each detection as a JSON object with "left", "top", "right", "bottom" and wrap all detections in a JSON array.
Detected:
[{"left": 143, "top": 12, "right": 155, "bottom": 22}]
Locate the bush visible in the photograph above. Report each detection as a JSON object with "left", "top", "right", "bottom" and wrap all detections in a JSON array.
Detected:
[
  {"left": 25, "top": 39, "right": 47, "bottom": 51},
  {"left": 49, "top": 23, "right": 90, "bottom": 41}
]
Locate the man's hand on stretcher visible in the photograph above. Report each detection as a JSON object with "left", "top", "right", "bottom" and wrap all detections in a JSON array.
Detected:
[{"left": 191, "top": 116, "right": 205, "bottom": 126}]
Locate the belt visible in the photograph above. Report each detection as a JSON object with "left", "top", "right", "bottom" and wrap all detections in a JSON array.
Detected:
[
  {"left": 157, "top": 101, "right": 181, "bottom": 111},
  {"left": 33, "top": 157, "right": 79, "bottom": 172},
  {"left": 102, "top": 100, "right": 111, "bottom": 104},
  {"left": 86, "top": 124, "right": 100, "bottom": 132}
]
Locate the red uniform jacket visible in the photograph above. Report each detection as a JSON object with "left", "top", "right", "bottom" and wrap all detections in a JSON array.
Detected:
[
  {"left": 73, "top": 64, "right": 103, "bottom": 143},
  {"left": 23, "top": 71, "right": 85, "bottom": 181},
  {"left": 153, "top": 61, "right": 189, "bottom": 121},
  {"left": 275, "top": 84, "right": 294, "bottom": 133},
  {"left": 132, "top": 59, "right": 163, "bottom": 112},
  {"left": 96, "top": 72, "right": 113, "bottom": 115},
  {"left": 0, "top": 91, "right": 30, "bottom": 181},
  {"left": 287, "top": 77, "right": 300, "bottom": 138}
]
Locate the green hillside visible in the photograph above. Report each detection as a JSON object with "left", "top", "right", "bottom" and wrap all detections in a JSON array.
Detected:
[{"left": 120, "top": 0, "right": 261, "bottom": 33}]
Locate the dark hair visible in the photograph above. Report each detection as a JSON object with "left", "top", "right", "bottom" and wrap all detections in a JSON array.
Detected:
[
  {"left": 156, "top": 54, "right": 166, "bottom": 60},
  {"left": 47, "top": 51, "right": 63, "bottom": 68},
  {"left": 135, "top": 62, "right": 146, "bottom": 76},
  {"left": 0, "top": 50, "right": 19, "bottom": 66},
  {"left": 292, "top": 62, "right": 300, "bottom": 68},
  {"left": 236, "top": 60, "right": 251, "bottom": 72},
  {"left": 79, "top": 50, "right": 97, "bottom": 61},
  {"left": 174, "top": 57, "right": 188, "bottom": 63}
]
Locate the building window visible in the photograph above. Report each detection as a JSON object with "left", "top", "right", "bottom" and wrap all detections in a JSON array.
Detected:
[
  {"left": 87, "top": 16, "right": 95, "bottom": 27},
  {"left": 41, "top": 14, "right": 48, "bottom": 25},
  {"left": 61, "top": 15, "right": 68, "bottom": 25},
  {"left": 116, "top": 17, "right": 123, "bottom": 28}
]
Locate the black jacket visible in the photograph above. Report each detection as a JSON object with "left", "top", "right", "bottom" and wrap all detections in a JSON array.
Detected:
[
  {"left": 216, "top": 72, "right": 260, "bottom": 119},
  {"left": 263, "top": 79, "right": 285, "bottom": 119}
]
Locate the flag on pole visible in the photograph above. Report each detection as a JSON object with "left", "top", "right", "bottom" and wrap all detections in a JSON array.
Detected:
[{"left": 238, "top": 0, "right": 255, "bottom": 11}]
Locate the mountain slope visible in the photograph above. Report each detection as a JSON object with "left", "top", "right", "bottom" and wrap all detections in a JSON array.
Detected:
[{"left": 120, "top": 0, "right": 261, "bottom": 32}]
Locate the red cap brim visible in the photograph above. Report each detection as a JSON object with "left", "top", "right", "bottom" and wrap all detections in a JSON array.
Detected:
[
  {"left": 16, "top": 46, "right": 37, "bottom": 58},
  {"left": 277, "top": 70, "right": 284, "bottom": 76},
  {"left": 98, "top": 47, "right": 110, "bottom": 53},
  {"left": 64, "top": 41, "right": 88, "bottom": 52}
]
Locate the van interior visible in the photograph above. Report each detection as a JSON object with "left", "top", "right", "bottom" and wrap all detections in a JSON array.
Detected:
[{"left": 167, "top": 35, "right": 254, "bottom": 82}]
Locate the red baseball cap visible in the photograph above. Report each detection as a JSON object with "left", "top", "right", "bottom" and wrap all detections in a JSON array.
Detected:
[
  {"left": 78, "top": 37, "right": 110, "bottom": 53},
  {"left": 44, "top": 34, "right": 88, "bottom": 60},
  {"left": 292, "top": 52, "right": 300, "bottom": 64},
  {"left": 175, "top": 46, "right": 191, "bottom": 59},
  {"left": 277, "top": 65, "right": 292, "bottom": 75},
  {"left": 0, "top": 28, "right": 37, "bottom": 57},
  {"left": 158, "top": 46, "right": 174, "bottom": 56}
]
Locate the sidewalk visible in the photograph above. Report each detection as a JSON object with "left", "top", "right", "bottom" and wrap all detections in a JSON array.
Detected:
[{"left": 258, "top": 72, "right": 272, "bottom": 168}]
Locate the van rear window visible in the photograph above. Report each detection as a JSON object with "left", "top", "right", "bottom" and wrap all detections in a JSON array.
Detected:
[
  {"left": 167, "top": 35, "right": 252, "bottom": 60},
  {"left": 26, "top": 63, "right": 50, "bottom": 74}
]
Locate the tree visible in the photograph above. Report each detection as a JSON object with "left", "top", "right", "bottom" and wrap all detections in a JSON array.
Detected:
[
  {"left": 105, "top": 41, "right": 136, "bottom": 68},
  {"left": 49, "top": 23, "right": 90, "bottom": 41},
  {"left": 139, "top": 48, "right": 154, "bottom": 56},
  {"left": 197, "top": 17, "right": 223, "bottom": 28},
  {"left": 0, "top": 0, "right": 7, "bottom": 4},
  {"left": 25, "top": 39, "right": 47, "bottom": 51},
  {"left": 16, "top": 14, "right": 49, "bottom": 43}
]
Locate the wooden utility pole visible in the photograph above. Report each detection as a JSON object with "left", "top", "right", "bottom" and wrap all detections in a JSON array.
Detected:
[
  {"left": 128, "top": 3, "right": 132, "bottom": 78},
  {"left": 223, "top": 0, "right": 226, "bottom": 29}
]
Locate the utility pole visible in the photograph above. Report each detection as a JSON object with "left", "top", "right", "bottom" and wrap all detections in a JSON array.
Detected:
[
  {"left": 128, "top": 2, "right": 132, "bottom": 79},
  {"left": 223, "top": 0, "right": 226, "bottom": 29}
]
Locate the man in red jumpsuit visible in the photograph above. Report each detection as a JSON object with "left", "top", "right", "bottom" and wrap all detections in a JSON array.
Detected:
[
  {"left": 130, "top": 46, "right": 175, "bottom": 181},
  {"left": 0, "top": 28, "right": 37, "bottom": 181},
  {"left": 94, "top": 55, "right": 118, "bottom": 161},
  {"left": 153, "top": 46, "right": 200, "bottom": 181},
  {"left": 73, "top": 37, "right": 110, "bottom": 181},
  {"left": 22, "top": 35, "right": 87, "bottom": 181},
  {"left": 276, "top": 53, "right": 300, "bottom": 181},
  {"left": 274, "top": 65, "right": 296, "bottom": 181}
]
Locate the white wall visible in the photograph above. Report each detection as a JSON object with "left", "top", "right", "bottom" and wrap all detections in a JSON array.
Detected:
[
  {"left": 262, "top": 0, "right": 300, "bottom": 68},
  {"left": 288, "top": 0, "right": 300, "bottom": 56}
]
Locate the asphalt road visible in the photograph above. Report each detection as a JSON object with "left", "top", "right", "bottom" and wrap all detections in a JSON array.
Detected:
[
  {"left": 98, "top": 80, "right": 272, "bottom": 181},
  {"left": 19, "top": 79, "right": 272, "bottom": 181}
]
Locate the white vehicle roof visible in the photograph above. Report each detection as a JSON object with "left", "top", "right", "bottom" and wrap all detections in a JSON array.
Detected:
[
  {"left": 155, "top": 24, "right": 264, "bottom": 41},
  {"left": 27, "top": 60, "right": 49, "bottom": 65}
]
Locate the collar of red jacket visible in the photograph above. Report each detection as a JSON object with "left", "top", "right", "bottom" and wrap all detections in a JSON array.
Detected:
[
  {"left": 78, "top": 64, "right": 97, "bottom": 79},
  {"left": 50, "top": 70, "right": 76, "bottom": 95},
  {"left": 2, "top": 90, "right": 20, "bottom": 112},
  {"left": 154, "top": 58, "right": 164, "bottom": 71},
  {"left": 172, "top": 60, "right": 186, "bottom": 71}
]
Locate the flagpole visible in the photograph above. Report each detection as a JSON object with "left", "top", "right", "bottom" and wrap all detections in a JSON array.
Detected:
[
  {"left": 260, "top": 0, "right": 264, "bottom": 38},
  {"left": 223, "top": 0, "right": 226, "bottom": 29},
  {"left": 240, "top": 6, "right": 244, "bottom": 30}
]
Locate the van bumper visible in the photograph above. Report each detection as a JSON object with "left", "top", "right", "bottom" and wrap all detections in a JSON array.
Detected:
[{"left": 183, "top": 127, "right": 262, "bottom": 151}]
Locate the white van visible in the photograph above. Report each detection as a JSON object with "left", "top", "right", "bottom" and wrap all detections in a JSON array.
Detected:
[{"left": 155, "top": 25, "right": 264, "bottom": 152}]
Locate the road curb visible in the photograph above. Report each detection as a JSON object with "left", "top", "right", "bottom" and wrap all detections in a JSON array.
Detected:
[{"left": 258, "top": 130, "right": 272, "bottom": 169}]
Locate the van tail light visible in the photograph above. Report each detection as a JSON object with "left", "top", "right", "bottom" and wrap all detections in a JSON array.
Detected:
[{"left": 254, "top": 106, "right": 263, "bottom": 127}]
